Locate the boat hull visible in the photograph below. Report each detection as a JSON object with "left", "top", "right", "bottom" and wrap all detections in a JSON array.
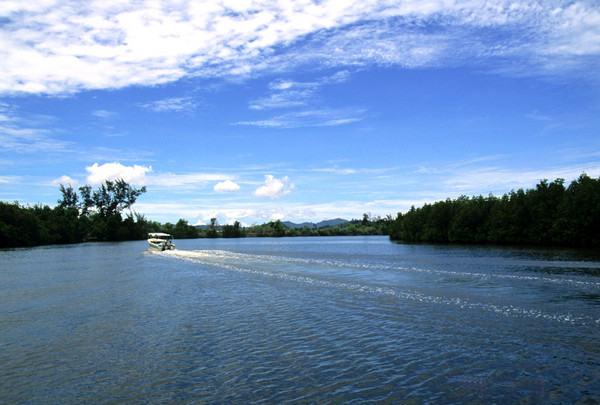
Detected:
[{"left": 148, "top": 240, "right": 175, "bottom": 251}]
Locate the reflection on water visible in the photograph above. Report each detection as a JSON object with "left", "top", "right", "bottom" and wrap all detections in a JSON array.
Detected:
[{"left": 1, "top": 236, "right": 599, "bottom": 403}]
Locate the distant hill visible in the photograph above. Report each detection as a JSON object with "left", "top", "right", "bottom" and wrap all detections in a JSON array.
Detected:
[
  {"left": 282, "top": 218, "right": 348, "bottom": 229},
  {"left": 195, "top": 218, "right": 349, "bottom": 230},
  {"left": 281, "top": 221, "right": 312, "bottom": 229},
  {"left": 316, "top": 218, "right": 349, "bottom": 228}
]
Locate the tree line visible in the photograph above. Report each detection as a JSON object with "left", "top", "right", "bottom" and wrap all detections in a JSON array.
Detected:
[
  {"left": 1, "top": 180, "right": 150, "bottom": 248},
  {"left": 3, "top": 174, "right": 599, "bottom": 248},
  {"left": 244, "top": 215, "right": 391, "bottom": 237},
  {"left": 388, "top": 174, "right": 600, "bottom": 247},
  {"left": 0, "top": 181, "right": 391, "bottom": 248},
  {"left": 185, "top": 215, "right": 391, "bottom": 239},
  {"left": 0, "top": 179, "right": 222, "bottom": 247}
]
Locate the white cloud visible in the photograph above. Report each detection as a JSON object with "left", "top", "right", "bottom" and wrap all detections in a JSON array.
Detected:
[
  {"left": 543, "top": 3, "right": 600, "bottom": 57},
  {"left": 214, "top": 179, "right": 240, "bottom": 192},
  {"left": 254, "top": 175, "right": 295, "bottom": 199},
  {"left": 1, "top": 1, "right": 598, "bottom": 95},
  {"left": 52, "top": 175, "right": 78, "bottom": 186},
  {"left": 82, "top": 164, "right": 234, "bottom": 188},
  {"left": 137, "top": 195, "right": 410, "bottom": 225},
  {"left": 270, "top": 212, "right": 286, "bottom": 220},
  {"left": 91, "top": 156, "right": 600, "bottom": 226},
  {"left": 85, "top": 162, "right": 152, "bottom": 185}
]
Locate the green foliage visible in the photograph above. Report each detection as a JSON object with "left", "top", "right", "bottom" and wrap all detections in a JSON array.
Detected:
[
  {"left": 0, "top": 202, "right": 88, "bottom": 247},
  {"left": 389, "top": 175, "right": 600, "bottom": 247},
  {"left": 89, "top": 179, "right": 146, "bottom": 218},
  {"left": 172, "top": 219, "right": 200, "bottom": 239},
  {"left": 57, "top": 184, "right": 78, "bottom": 209},
  {"left": 206, "top": 217, "right": 219, "bottom": 238},
  {"left": 222, "top": 221, "right": 245, "bottom": 238},
  {"left": 0, "top": 179, "right": 152, "bottom": 248},
  {"left": 270, "top": 220, "right": 286, "bottom": 237}
]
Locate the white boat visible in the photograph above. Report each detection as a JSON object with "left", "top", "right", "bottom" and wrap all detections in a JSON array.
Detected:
[{"left": 148, "top": 233, "right": 175, "bottom": 251}]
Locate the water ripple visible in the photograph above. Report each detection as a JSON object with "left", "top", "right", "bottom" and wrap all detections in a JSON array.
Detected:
[
  {"left": 158, "top": 249, "right": 600, "bottom": 326},
  {"left": 2, "top": 239, "right": 599, "bottom": 404}
]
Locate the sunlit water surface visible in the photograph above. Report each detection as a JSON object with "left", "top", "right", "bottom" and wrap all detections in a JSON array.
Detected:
[{"left": 1, "top": 236, "right": 599, "bottom": 403}]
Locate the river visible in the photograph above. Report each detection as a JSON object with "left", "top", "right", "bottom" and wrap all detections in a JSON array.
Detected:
[{"left": 1, "top": 236, "right": 599, "bottom": 403}]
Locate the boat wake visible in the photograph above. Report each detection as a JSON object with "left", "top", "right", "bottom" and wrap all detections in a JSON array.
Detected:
[{"left": 152, "top": 249, "right": 600, "bottom": 326}]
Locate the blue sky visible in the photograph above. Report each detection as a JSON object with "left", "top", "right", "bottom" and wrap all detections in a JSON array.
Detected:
[{"left": 1, "top": 0, "right": 599, "bottom": 226}]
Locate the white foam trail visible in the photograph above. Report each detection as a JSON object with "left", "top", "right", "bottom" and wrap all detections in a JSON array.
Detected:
[
  {"left": 152, "top": 249, "right": 600, "bottom": 326},
  {"left": 157, "top": 249, "right": 600, "bottom": 289}
]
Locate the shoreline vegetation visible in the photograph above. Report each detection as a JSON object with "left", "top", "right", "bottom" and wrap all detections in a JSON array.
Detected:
[
  {"left": 389, "top": 174, "right": 599, "bottom": 247},
  {"left": 1, "top": 174, "right": 599, "bottom": 249}
]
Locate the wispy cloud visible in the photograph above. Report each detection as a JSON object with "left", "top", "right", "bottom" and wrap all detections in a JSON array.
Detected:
[
  {"left": 249, "top": 87, "right": 315, "bottom": 110},
  {"left": 0, "top": 102, "right": 70, "bottom": 153},
  {"left": 0, "top": 102, "right": 16, "bottom": 122},
  {"left": 414, "top": 155, "right": 600, "bottom": 197},
  {"left": 235, "top": 107, "right": 365, "bottom": 128},
  {"left": 0, "top": 123, "right": 70, "bottom": 154},
  {"left": 0, "top": 175, "right": 22, "bottom": 184},
  {"left": 148, "top": 172, "right": 234, "bottom": 188},
  {"left": 441, "top": 166, "right": 600, "bottom": 194},
  {"left": 312, "top": 165, "right": 399, "bottom": 175},
  {"left": 91, "top": 109, "right": 117, "bottom": 119},
  {"left": 248, "top": 71, "right": 353, "bottom": 114},
  {"left": 1, "top": 1, "right": 598, "bottom": 95},
  {"left": 139, "top": 97, "right": 197, "bottom": 113}
]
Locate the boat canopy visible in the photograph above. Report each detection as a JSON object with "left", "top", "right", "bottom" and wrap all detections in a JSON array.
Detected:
[{"left": 148, "top": 233, "right": 172, "bottom": 238}]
